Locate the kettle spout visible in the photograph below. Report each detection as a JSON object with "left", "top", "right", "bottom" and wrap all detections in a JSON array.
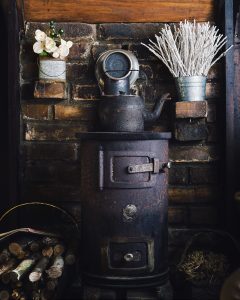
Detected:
[{"left": 143, "top": 93, "right": 171, "bottom": 122}]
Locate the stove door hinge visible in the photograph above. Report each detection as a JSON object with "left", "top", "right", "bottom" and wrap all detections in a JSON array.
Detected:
[{"left": 127, "top": 159, "right": 171, "bottom": 174}]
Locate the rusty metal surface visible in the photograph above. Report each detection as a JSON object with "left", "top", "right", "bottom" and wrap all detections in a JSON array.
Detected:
[
  {"left": 98, "top": 94, "right": 169, "bottom": 132},
  {"left": 79, "top": 133, "right": 170, "bottom": 288},
  {"left": 76, "top": 132, "right": 171, "bottom": 140}
]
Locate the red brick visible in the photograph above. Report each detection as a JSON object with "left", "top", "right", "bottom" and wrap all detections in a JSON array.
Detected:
[
  {"left": 98, "top": 23, "right": 165, "bottom": 41},
  {"left": 168, "top": 228, "right": 199, "bottom": 246},
  {"left": 207, "top": 101, "right": 217, "bottom": 123},
  {"left": 72, "top": 84, "right": 100, "bottom": 100},
  {"left": 129, "top": 43, "right": 158, "bottom": 60},
  {"left": 68, "top": 39, "right": 93, "bottom": 60},
  {"left": 207, "top": 63, "right": 223, "bottom": 80},
  {"left": 168, "top": 186, "right": 220, "bottom": 204},
  {"left": 91, "top": 43, "right": 122, "bottom": 60},
  {"left": 207, "top": 124, "right": 218, "bottom": 142},
  {"left": 54, "top": 104, "right": 97, "bottom": 121},
  {"left": 25, "top": 22, "right": 96, "bottom": 41},
  {"left": 189, "top": 165, "right": 219, "bottom": 184},
  {"left": 169, "top": 165, "right": 188, "bottom": 185},
  {"left": 34, "top": 81, "right": 68, "bottom": 99},
  {"left": 25, "top": 122, "right": 94, "bottom": 141},
  {"left": 169, "top": 145, "right": 219, "bottom": 162},
  {"left": 206, "top": 82, "right": 222, "bottom": 99},
  {"left": 21, "top": 183, "right": 81, "bottom": 202},
  {"left": 66, "top": 63, "right": 95, "bottom": 83},
  {"left": 174, "top": 120, "right": 208, "bottom": 141},
  {"left": 22, "top": 104, "right": 49, "bottom": 120},
  {"left": 24, "top": 161, "right": 81, "bottom": 185},
  {"left": 189, "top": 206, "right": 218, "bottom": 225},
  {"left": 21, "top": 62, "right": 38, "bottom": 81},
  {"left": 23, "top": 142, "right": 78, "bottom": 161},
  {"left": 168, "top": 207, "right": 187, "bottom": 224}
]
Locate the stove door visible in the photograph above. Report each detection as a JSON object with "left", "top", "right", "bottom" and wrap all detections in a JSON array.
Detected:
[
  {"left": 99, "top": 150, "right": 158, "bottom": 189},
  {"left": 102, "top": 238, "right": 154, "bottom": 274}
]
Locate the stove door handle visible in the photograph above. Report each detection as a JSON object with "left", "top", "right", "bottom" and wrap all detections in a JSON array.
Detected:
[{"left": 127, "top": 159, "right": 171, "bottom": 174}]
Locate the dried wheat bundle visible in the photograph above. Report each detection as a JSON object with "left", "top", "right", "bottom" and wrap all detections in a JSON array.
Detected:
[{"left": 142, "top": 20, "right": 233, "bottom": 77}]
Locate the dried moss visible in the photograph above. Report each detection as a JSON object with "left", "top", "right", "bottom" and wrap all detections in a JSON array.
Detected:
[{"left": 178, "top": 250, "right": 230, "bottom": 284}]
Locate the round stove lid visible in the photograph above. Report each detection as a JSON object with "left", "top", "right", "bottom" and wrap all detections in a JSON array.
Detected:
[
  {"left": 103, "top": 52, "right": 132, "bottom": 80},
  {"left": 95, "top": 49, "right": 139, "bottom": 92}
]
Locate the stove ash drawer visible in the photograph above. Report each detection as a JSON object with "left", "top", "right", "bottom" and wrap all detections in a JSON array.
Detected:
[
  {"left": 99, "top": 150, "right": 169, "bottom": 189},
  {"left": 102, "top": 239, "right": 154, "bottom": 273}
]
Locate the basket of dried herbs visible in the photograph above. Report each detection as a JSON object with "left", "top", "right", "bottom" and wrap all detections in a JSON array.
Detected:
[{"left": 176, "top": 230, "right": 240, "bottom": 300}]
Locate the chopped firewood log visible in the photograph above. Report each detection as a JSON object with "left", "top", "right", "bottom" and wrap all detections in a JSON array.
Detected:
[
  {"left": 8, "top": 247, "right": 26, "bottom": 259},
  {"left": 46, "top": 256, "right": 64, "bottom": 279},
  {"left": 0, "top": 290, "right": 10, "bottom": 300},
  {"left": 46, "top": 279, "right": 58, "bottom": 291},
  {"left": 11, "top": 290, "right": 20, "bottom": 300},
  {"left": 42, "top": 237, "right": 59, "bottom": 247},
  {"left": 8, "top": 237, "right": 36, "bottom": 258},
  {"left": 0, "top": 258, "right": 16, "bottom": 276},
  {"left": 42, "top": 246, "right": 53, "bottom": 258},
  {"left": 8, "top": 245, "right": 27, "bottom": 260},
  {"left": 0, "top": 249, "right": 11, "bottom": 265},
  {"left": 53, "top": 244, "right": 65, "bottom": 257},
  {"left": 30, "top": 241, "right": 41, "bottom": 253},
  {"left": 9, "top": 257, "right": 37, "bottom": 282},
  {"left": 0, "top": 235, "right": 76, "bottom": 299},
  {"left": 11, "top": 289, "right": 26, "bottom": 300},
  {"left": 29, "top": 257, "right": 49, "bottom": 282}
]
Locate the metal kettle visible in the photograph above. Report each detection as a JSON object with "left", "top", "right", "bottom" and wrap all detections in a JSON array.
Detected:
[{"left": 95, "top": 49, "right": 170, "bottom": 132}]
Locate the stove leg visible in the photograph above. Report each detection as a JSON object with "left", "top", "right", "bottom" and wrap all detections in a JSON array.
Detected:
[
  {"left": 82, "top": 286, "right": 118, "bottom": 300},
  {"left": 155, "top": 281, "right": 173, "bottom": 300},
  {"left": 126, "top": 289, "right": 157, "bottom": 299},
  {"left": 82, "top": 282, "right": 173, "bottom": 300}
]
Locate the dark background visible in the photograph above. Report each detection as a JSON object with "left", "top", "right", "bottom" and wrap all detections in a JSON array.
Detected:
[{"left": 0, "top": 1, "right": 9, "bottom": 204}]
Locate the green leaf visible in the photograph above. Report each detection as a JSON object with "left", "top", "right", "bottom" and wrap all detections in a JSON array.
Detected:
[{"left": 39, "top": 51, "right": 49, "bottom": 57}]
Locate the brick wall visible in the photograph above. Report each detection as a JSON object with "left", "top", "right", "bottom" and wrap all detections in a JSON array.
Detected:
[{"left": 20, "top": 22, "right": 225, "bottom": 230}]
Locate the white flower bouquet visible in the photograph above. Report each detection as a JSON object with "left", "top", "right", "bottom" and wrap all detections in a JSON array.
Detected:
[{"left": 33, "top": 21, "right": 73, "bottom": 59}]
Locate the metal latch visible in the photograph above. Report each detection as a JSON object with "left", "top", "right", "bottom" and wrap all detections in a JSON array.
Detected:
[{"left": 127, "top": 159, "right": 171, "bottom": 174}]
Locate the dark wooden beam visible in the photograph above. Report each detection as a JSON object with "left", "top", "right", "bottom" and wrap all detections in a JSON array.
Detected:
[
  {"left": 234, "top": 4, "right": 240, "bottom": 191},
  {"left": 7, "top": 0, "right": 22, "bottom": 225},
  {"left": 0, "top": 0, "right": 8, "bottom": 213},
  {"left": 23, "top": 0, "right": 215, "bottom": 23},
  {"left": 225, "top": 0, "right": 237, "bottom": 231}
]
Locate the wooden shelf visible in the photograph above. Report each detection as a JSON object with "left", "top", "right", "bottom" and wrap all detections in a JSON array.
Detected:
[
  {"left": 175, "top": 101, "right": 208, "bottom": 119},
  {"left": 34, "top": 81, "right": 68, "bottom": 99}
]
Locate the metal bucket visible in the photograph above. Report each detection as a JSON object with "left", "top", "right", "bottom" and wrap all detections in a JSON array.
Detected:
[
  {"left": 39, "top": 58, "right": 66, "bottom": 81},
  {"left": 175, "top": 76, "right": 207, "bottom": 101}
]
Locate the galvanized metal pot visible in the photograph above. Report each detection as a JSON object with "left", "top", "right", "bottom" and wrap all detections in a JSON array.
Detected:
[
  {"left": 175, "top": 76, "right": 207, "bottom": 101},
  {"left": 39, "top": 57, "right": 66, "bottom": 81}
]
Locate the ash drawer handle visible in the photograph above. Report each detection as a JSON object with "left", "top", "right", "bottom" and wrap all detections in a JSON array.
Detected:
[{"left": 127, "top": 159, "right": 171, "bottom": 174}]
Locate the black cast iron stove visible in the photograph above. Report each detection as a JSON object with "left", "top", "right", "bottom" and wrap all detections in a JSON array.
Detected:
[{"left": 77, "top": 50, "right": 172, "bottom": 300}]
